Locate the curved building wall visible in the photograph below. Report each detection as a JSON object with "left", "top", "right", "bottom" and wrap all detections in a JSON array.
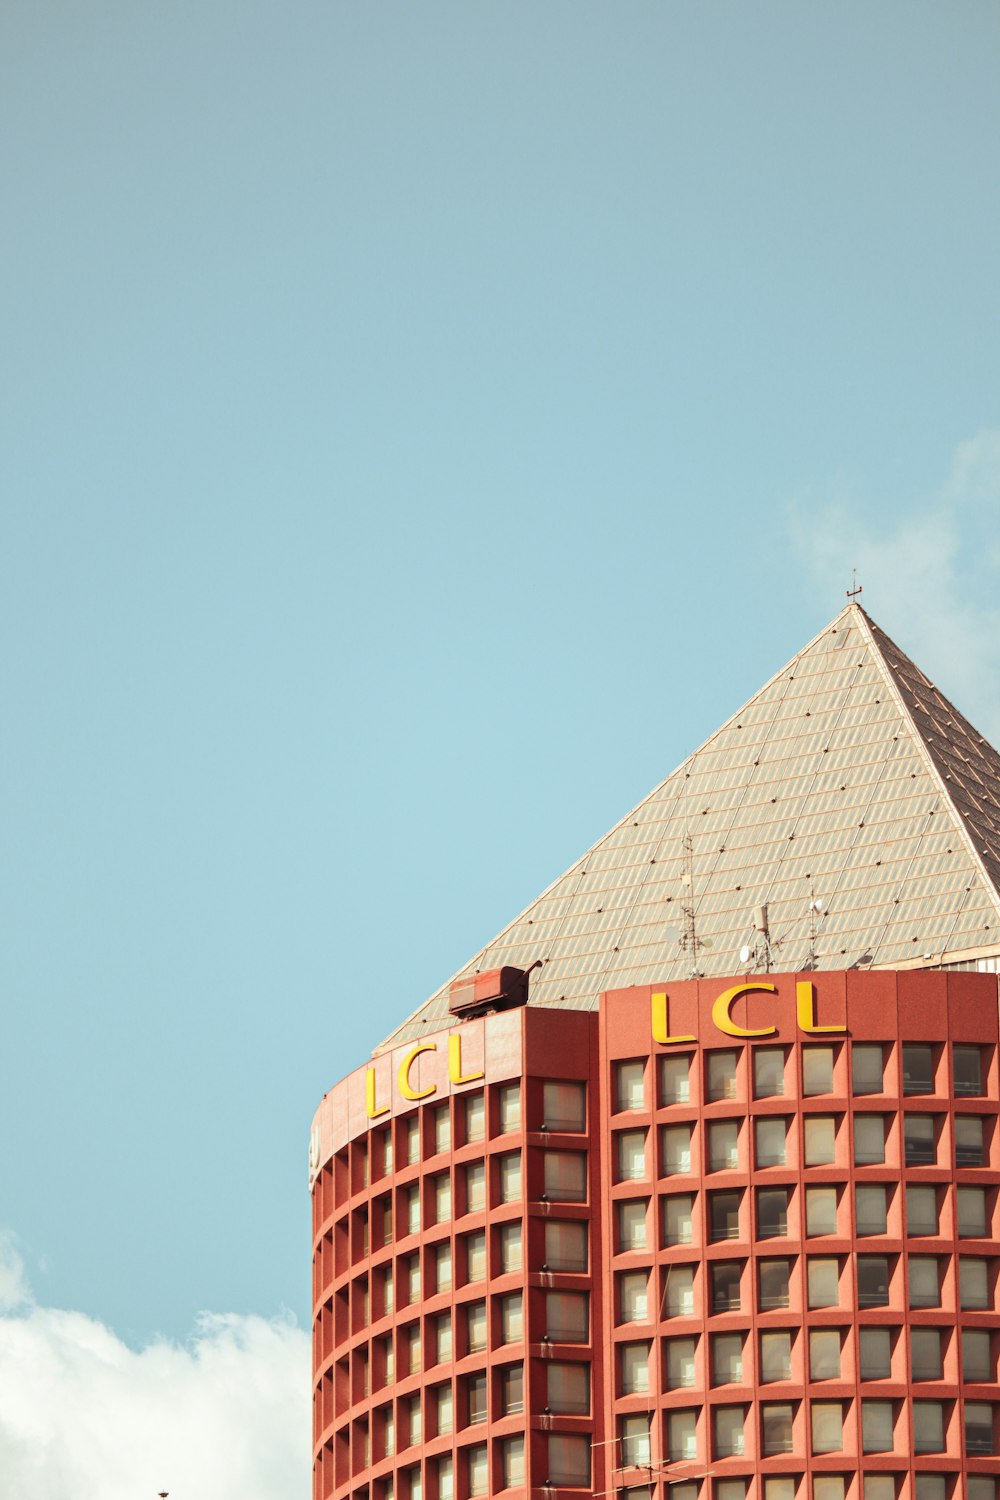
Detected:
[{"left": 312, "top": 971, "right": 1000, "bottom": 1500}]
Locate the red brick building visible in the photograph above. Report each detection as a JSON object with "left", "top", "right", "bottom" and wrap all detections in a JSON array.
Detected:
[{"left": 312, "top": 606, "right": 1000, "bottom": 1500}]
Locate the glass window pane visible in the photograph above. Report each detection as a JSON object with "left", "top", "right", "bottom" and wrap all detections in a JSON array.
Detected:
[
  {"left": 859, "top": 1328, "right": 891, "bottom": 1379},
  {"left": 756, "top": 1117, "right": 787, "bottom": 1168},
  {"left": 956, "top": 1115, "right": 986, "bottom": 1167},
  {"left": 758, "top": 1259, "right": 791, "bottom": 1311},
  {"left": 806, "top": 1186, "right": 838, "bottom": 1235},
  {"left": 660, "top": 1055, "right": 691, "bottom": 1105},
  {"left": 498, "top": 1084, "right": 521, "bottom": 1133},
  {"left": 909, "top": 1257, "right": 941, "bottom": 1308},
  {"left": 906, "top": 1185, "right": 938, "bottom": 1237},
  {"left": 965, "top": 1402, "right": 995, "bottom": 1456},
  {"left": 711, "top": 1190, "right": 742, "bottom": 1242},
  {"left": 761, "top": 1404, "right": 794, "bottom": 1455},
  {"left": 465, "top": 1162, "right": 486, "bottom": 1213},
  {"left": 754, "top": 1048, "right": 786, "bottom": 1098},
  {"left": 662, "top": 1125, "right": 692, "bottom": 1174},
  {"left": 545, "top": 1220, "right": 588, "bottom": 1273},
  {"left": 711, "top": 1262, "right": 742, "bottom": 1313},
  {"left": 465, "top": 1302, "right": 486, "bottom": 1353},
  {"left": 499, "top": 1151, "right": 522, "bottom": 1203},
  {"left": 620, "top": 1341, "right": 651, "bottom": 1394},
  {"left": 544, "top": 1151, "right": 587, "bottom": 1202},
  {"left": 542, "top": 1082, "right": 586, "bottom": 1132},
  {"left": 620, "top": 1414, "right": 651, "bottom": 1466},
  {"left": 617, "top": 1129, "right": 648, "bottom": 1182},
  {"left": 856, "top": 1185, "right": 888, "bottom": 1236},
  {"left": 468, "top": 1445, "right": 488, "bottom": 1497},
  {"left": 811, "top": 1402, "right": 844, "bottom": 1453},
  {"left": 500, "top": 1292, "right": 523, "bottom": 1343},
  {"left": 499, "top": 1221, "right": 522, "bottom": 1272},
  {"left": 435, "top": 1384, "right": 453, "bottom": 1435},
  {"left": 433, "top": 1105, "right": 450, "bottom": 1154},
  {"left": 760, "top": 1331, "right": 791, "bottom": 1382},
  {"left": 666, "top": 1337, "right": 696, "bottom": 1389},
  {"left": 664, "top": 1194, "right": 694, "bottom": 1246},
  {"left": 547, "top": 1434, "right": 590, "bottom": 1486},
  {"left": 910, "top": 1328, "right": 943, "bottom": 1381},
  {"left": 714, "top": 1406, "right": 745, "bottom": 1458},
  {"left": 707, "top": 1051, "right": 739, "bottom": 1102},
  {"left": 854, "top": 1114, "right": 886, "bottom": 1165},
  {"left": 757, "top": 1188, "right": 789, "bottom": 1238},
  {"left": 547, "top": 1361, "right": 589, "bottom": 1415},
  {"left": 815, "top": 1481, "right": 845, "bottom": 1500},
  {"left": 803, "top": 1047, "right": 834, "bottom": 1096},
  {"left": 913, "top": 1400, "right": 945, "bottom": 1453},
  {"left": 915, "top": 1479, "right": 945, "bottom": 1500},
  {"left": 667, "top": 1411, "right": 697, "bottom": 1461},
  {"left": 708, "top": 1120, "right": 739, "bottom": 1171},
  {"left": 861, "top": 1399, "right": 894, "bottom": 1453},
  {"left": 616, "top": 1061, "right": 646, "bottom": 1111},
  {"left": 617, "top": 1200, "right": 647, "bottom": 1253},
  {"left": 960, "top": 1257, "right": 990, "bottom": 1310},
  {"left": 464, "top": 1092, "right": 485, "bottom": 1143},
  {"left": 958, "top": 1187, "right": 988, "bottom": 1238},
  {"left": 805, "top": 1116, "right": 836, "bottom": 1166},
  {"left": 619, "top": 1271, "right": 649, "bottom": 1323},
  {"left": 904, "top": 1114, "right": 936, "bottom": 1166},
  {"left": 863, "top": 1478, "right": 895, "bottom": 1500},
  {"left": 501, "top": 1437, "right": 524, "bottom": 1490},
  {"left": 954, "top": 1045, "right": 984, "bottom": 1096},
  {"left": 712, "top": 1333, "right": 743, "bottom": 1384},
  {"left": 853, "top": 1044, "right": 884, "bottom": 1095},
  {"left": 665, "top": 1266, "right": 695, "bottom": 1316},
  {"left": 545, "top": 1291, "right": 587, "bottom": 1341},
  {"left": 765, "top": 1481, "right": 796, "bottom": 1500},
  {"left": 903, "top": 1044, "right": 934, "bottom": 1095},
  {"left": 963, "top": 1329, "right": 992, "bottom": 1382},
  {"left": 810, "top": 1329, "right": 841, "bottom": 1380},
  {"left": 465, "top": 1230, "right": 486, "bottom": 1281},
  {"left": 807, "top": 1257, "right": 840, "bottom": 1308},
  {"left": 857, "top": 1255, "right": 890, "bottom": 1307}
]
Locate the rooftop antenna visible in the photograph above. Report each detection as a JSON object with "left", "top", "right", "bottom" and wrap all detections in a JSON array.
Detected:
[
  {"left": 678, "top": 833, "right": 710, "bottom": 976},
  {"left": 806, "top": 886, "right": 827, "bottom": 969},
  {"left": 846, "top": 568, "right": 862, "bottom": 601}
]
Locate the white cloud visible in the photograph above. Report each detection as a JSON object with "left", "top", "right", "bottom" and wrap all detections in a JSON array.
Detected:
[
  {"left": 0, "top": 1235, "right": 310, "bottom": 1500},
  {"left": 790, "top": 427, "right": 1000, "bottom": 742}
]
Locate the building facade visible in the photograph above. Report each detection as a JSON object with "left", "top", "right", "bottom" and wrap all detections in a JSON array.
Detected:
[{"left": 312, "top": 607, "right": 1000, "bottom": 1500}]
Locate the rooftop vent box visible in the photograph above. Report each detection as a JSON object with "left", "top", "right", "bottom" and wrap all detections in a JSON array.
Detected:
[{"left": 449, "top": 966, "right": 530, "bottom": 1019}]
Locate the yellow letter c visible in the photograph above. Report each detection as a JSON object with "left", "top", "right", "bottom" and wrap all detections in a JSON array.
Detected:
[
  {"left": 399, "top": 1043, "right": 438, "bottom": 1101},
  {"left": 712, "top": 982, "right": 778, "bottom": 1038}
]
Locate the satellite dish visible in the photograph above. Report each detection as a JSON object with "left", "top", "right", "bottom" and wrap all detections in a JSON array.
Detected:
[{"left": 739, "top": 944, "right": 752, "bottom": 964}]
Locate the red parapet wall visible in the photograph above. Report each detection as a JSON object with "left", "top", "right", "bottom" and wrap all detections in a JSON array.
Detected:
[{"left": 311, "top": 971, "right": 1000, "bottom": 1500}]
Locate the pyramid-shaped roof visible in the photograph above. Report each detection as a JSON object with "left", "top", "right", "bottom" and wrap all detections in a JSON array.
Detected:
[{"left": 376, "top": 603, "right": 1000, "bottom": 1054}]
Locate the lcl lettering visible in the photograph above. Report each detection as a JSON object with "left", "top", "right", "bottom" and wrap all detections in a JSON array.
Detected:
[
  {"left": 364, "top": 1033, "right": 486, "bottom": 1118},
  {"left": 651, "top": 979, "right": 845, "bottom": 1045}
]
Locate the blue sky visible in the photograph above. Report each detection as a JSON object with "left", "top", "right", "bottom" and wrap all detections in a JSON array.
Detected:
[{"left": 1, "top": 3, "right": 999, "bottom": 1494}]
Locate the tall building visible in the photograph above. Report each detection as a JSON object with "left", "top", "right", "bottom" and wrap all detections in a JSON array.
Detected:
[{"left": 311, "top": 604, "right": 1000, "bottom": 1500}]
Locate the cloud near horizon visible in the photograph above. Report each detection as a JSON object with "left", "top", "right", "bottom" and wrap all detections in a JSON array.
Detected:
[
  {"left": 790, "top": 427, "right": 1000, "bottom": 743},
  {"left": 0, "top": 1235, "right": 310, "bottom": 1500}
]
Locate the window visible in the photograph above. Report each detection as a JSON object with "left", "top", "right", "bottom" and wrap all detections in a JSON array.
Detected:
[
  {"left": 499, "top": 1152, "right": 522, "bottom": 1203},
  {"left": 620, "top": 1341, "right": 651, "bottom": 1394},
  {"left": 804, "top": 1116, "right": 836, "bottom": 1165},
  {"left": 382, "top": 1407, "right": 395, "bottom": 1457},
  {"left": 433, "top": 1382, "right": 453, "bottom": 1435},
  {"left": 861, "top": 1399, "right": 894, "bottom": 1452},
  {"left": 406, "top": 1253, "right": 421, "bottom": 1301},
  {"left": 617, "top": 1200, "right": 647, "bottom": 1253},
  {"left": 466, "top": 1301, "right": 486, "bottom": 1354},
  {"left": 903, "top": 1044, "right": 934, "bottom": 1096},
  {"left": 405, "top": 1393, "right": 421, "bottom": 1446},
  {"left": 500, "top": 1436, "right": 524, "bottom": 1490},
  {"left": 911, "top": 1328, "right": 943, "bottom": 1381},
  {"left": 717, "top": 1485, "right": 747, "bottom": 1500},
  {"left": 668, "top": 1410, "right": 697, "bottom": 1461},
  {"left": 546, "top": 1220, "right": 589, "bottom": 1272},
  {"left": 863, "top": 1478, "right": 896, "bottom": 1500},
  {"left": 499, "top": 1222, "right": 522, "bottom": 1273},
  {"left": 404, "top": 1323, "right": 421, "bottom": 1374},
  {"left": 803, "top": 1046, "right": 834, "bottom": 1096},
  {"left": 500, "top": 1292, "right": 523, "bottom": 1343},
  {"left": 711, "top": 1190, "right": 742, "bottom": 1241},
  {"left": 914, "top": 1480, "right": 945, "bottom": 1500},
  {"left": 854, "top": 1114, "right": 886, "bottom": 1165},
  {"left": 856, "top": 1184, "right": 888, "bottom": 1236},
  {"left": 465, "top": 1372, "right": 487, "bottom": 1425},
  {"left": 620, "top": 1414, "right": 651, "bottom": 1466},
  {"left": 406, "top": 1466, "right": 422, "bottom": 1500},
  {"left": 545, "top": 1290, "right": 588, "bottom": 1342},
  {"left": 757, "top": 1188, "right": 789, "bottom": 1238},
  {"left": 707, "top": 1050, "right": 739, "bottom": 1101},
  {"left": 807, "top": 1257, "right": 839, "bottom": 1308},
  {"left": 617, "top": 1130, "right": 647, "bottom": 1182},
  {"left": 960, "top": 1257, "right": 990, "bottom": 1310},
  {"left": 381, "top": 1128, "right": 394, "bottom": 1175},
  {"left": 405, "top": 1184, "right": 421, "bottom": 1235},
  {"left": 958, "top": 1187, "right": 988, "bottom": 1238},
  {"left": 664, "top": 1195, "right": 694, "bottom": 1246},
  {"left": 810, "top": 1329, "right": 841, "bottom": 1380},
  {"left": 434, "top": 1176, "right": 455, "bottom": 1224},
  {"left": 465, "top": 1230, "right": 487, "bottom": 1282},
  {"left": 436, "top": 1458, "right": 453, "bottom": 1500},
  {"left": 619, "top": 1271, "right": 649, "bottom": 1323},
  {"left": 666, "top": 1337, "right": 696, "bottom": 1388},
  {"left": 858, "top": 1255, "right": 890, "bottom": 1307},
  {"left": 403, "top": 1116, "right": 420, "bottom": 1166},
  {"left": 859, "top": 1327, "right": 891, "bottom": 1380},
  {"left": 760, "top": 1330, "right": 791, "bottom": 1382},
  {"left": 433, "top": 1104, "right": 450, "bottom": 1154},
  {"left": 963, "top": 1328, "right": 992, "bottom": 1381},
  {"left": 765, "top": 1482, "right": 796, "bottom": 1500},
  {"left": 954, "top": 1045, "right": 984, "bottom": 1097},
  {"left": 913, "top": 1400, "right": 946, "bottom": 1453},
  {"left": 665, "top": 1265, "right": 695, "bottom": 1316},
  {"left": 467, "top": 1444, "right": 488, "bottom": 1497},
  {"left": 811, "top": 1402, "right": 844, "bottom": 1453},
  {"left": 758, "top": 1259, "right": 791, "bottom": 1311},
  {"left": 806, "top": 1186, "right": 837, "bottom": 1236},
  {"left": 662, "top": 1125, "right": 693, "bottom": 1175},
  {"left": 498, "top": 1083, "right": 521, "bottom": 1133},
  {"left": 906, "top": 1185, "right": 938, "bottom": 1237},
  {"left": 380, "top": 1334, "right": 394, "bottom": 1383},
  {"left": 853, "top": 1044, "right": 884, "bottom": 1095},
  {"left": 712, "top": 1332, "right": 743, "bottom": 1384},
  {"left": 905, "top": 1114, "right": 936, "bottom": 1166},
  {"left": 714, "top": 1406, "right": 745, "bottom": 1458},
  {"left": 464, "top": 1091, "right": 485, "bottom": 1143},
  {"left": 616, "top": 1061, "right": 646, "bottom": 1112},
  {"left": 909, "top": 1256, "right": 941, "bottom": 1308},
  {"left": 465, "top": 1162, "right": 486, "bottom": 1214},
  {"left": 546, "top": 1434, "right": 590, "bottom": 1487},
  {"left": 543, "top": 1151, "right": 587, "bottom": 1203},
  {"left": 754, "top": 1048, "right": 785, "bottom": 1098},
  {"left": 503, "top": 1368, "right": 527, "bottom": 1410},
  {"left": 815, "top": 1481, "right": 845, "bottom": 1500},
  {"left": 956, "top": 1115, "right": 986, "bottom": 1167},
  {"left": 660, "top": 1054, "right": 691, "bottom": 1104},
  {"left": 965, "top": 1404, "right": 995, "bottom": 1452},
  {"left": 761, "top": 1403, "right": 794, "bottom": 1455},
  {"left": 968, "top": 1481, "right": 996, "bottom": 1500},
  {"left": 542, "top": 1081, "right": 585, "bottom": 1132},
  {"left": 965, "top": 1402, "right": 995, "bottom": 1455},
  {"left": 708, "top": 1120, "right": 739, "bottom": 1171},
  {"left": 756, "top": 1117, "right": 787, "bottom": 1167},
  {"left": 380, "top": 1265, "right": 394, "bottom": 1315},
  {"left": 428, "top": 1314, "right": 447, "bottom": 1364},
  {"left": 711, "top": 1262, "right": 742, "bottom": 1313}
]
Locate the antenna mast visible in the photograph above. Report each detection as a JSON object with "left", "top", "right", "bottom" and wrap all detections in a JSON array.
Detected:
[{"left": 678, "top": 833, "right": 705, "bottom": 978}]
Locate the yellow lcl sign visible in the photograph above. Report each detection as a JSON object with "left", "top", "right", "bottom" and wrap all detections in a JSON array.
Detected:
[
  {"left": 365, "top": 1034, "right": 485, "bottom": 1119},
  {"left": 651, "top": 979, "right": 846, "bottom": 1045}
]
